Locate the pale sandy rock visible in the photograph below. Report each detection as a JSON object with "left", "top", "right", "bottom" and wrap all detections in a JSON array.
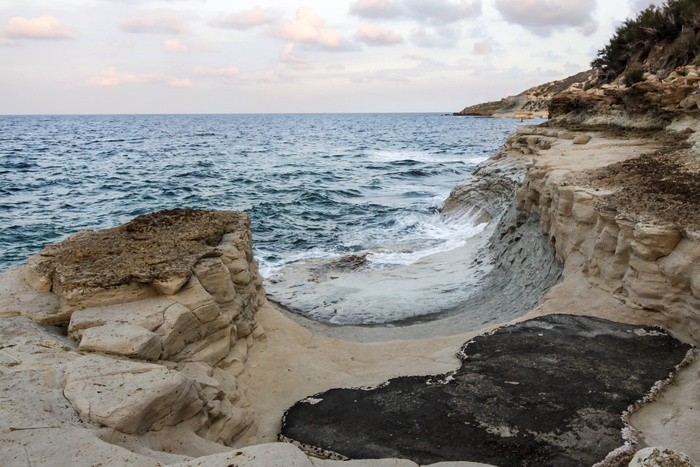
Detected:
[
  {"left": 67, "top": 295, "right": 172, "bottom": 340},
  {"left": 157, "top": 302, "right": 207, "bottom": 359},
  {"left": 63, "top": 354, "right": 204, "bottom": 434},
  {"left": 167, "top": 442, "right": 315, "bottom": 467},
  {"left": 629, "top": 355, "right": 700, "bottom": 464},
  {"left": 152, "top": 275, "right": 190, "bottom": 295},
  {"left": 628, "top": 447, "right": 696, "bottom": 466},
  {"left": 0, "top": 428, "right": 158, "bottom": 467},
  {"left": 631, "top": 224, "right": 682, "bottom": 261},
  {"left": 79, "top": 323, "right": 162, "bottom": 361},
  {"left": 573, "top": 134, "right": 592, "bottom": 145},
  {"left": 0, "top": 266, "right": 64, "bottom": 325},
  {"left": 194, "top": 258, "right": 237, "bottom": 305}
]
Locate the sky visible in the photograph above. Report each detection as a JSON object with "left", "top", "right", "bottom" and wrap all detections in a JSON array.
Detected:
[{"left": 0, "top": 0, "right": 658, "bottom": 114}]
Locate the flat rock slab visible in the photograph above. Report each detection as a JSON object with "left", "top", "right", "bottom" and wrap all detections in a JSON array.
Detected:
[{"left": 280, "top": 314, "right": 693, "bottom": 466}]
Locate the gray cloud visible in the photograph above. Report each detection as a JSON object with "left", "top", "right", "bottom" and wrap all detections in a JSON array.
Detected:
[
  {"left": 119, "top": 9, "right": 190, "bottom": 34},
  {"left": 350, "top": 0, "right": 403, "bottom": 19},
  {"left": 404, "top": 0, "right": 481, "bottom": 25},
  {"left": 351, "top": 0, "right": 481, "bottom": 25},
  {"left": 494, "top": 0, "right": 597, "bottom": 37},
  {"left": 209, "top": 6, "right": 280, "bottom": 30},
  {"left": 410, "top": 25, "right": 460, "bottom": 48}
]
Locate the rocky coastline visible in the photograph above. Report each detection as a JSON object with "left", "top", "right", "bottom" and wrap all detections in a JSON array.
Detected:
[{"left": 2, "top": 71, "right": 700, "bottom": 465}]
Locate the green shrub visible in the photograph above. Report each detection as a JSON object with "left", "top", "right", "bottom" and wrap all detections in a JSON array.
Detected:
[
  {"left": 583, "top": 81, "right": 598, "bottom": 91},
  {"left": 592, "top": 0, "right": 700, "bottom": 83},
  {"left": 623, "top": 68, "right": 646, "bottom": 86}
]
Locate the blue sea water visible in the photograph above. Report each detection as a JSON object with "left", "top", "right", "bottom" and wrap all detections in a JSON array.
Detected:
[{"left": 0, "top": 113, "right": 525, "bottom": 277}]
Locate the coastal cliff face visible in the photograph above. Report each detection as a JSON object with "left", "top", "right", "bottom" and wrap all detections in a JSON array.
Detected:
[
  {"left": 455, "top": 69, "right": 598, "bottom": 118},
  {"left": 450, "top": 124, "right": 699, "bottom": 346}
]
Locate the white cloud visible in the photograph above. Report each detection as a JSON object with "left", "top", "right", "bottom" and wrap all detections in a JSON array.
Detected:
[
  {"left": 168, "top": 78, "right": 194, "bottom": 87},
  {"left": 1, "top": 15, "right": 76, "bottom": 40},
  {"left": 473, "top": 40, "right": 493, "bottom": 55},
  {"left": 194, "top": 65, "right": 241, "bottom": 78},
  {"left": 350, "top": 0, "right": 403, "bottom": 19},
  {"left": 209, "top": 6, "right": 279, "bottom": 30},
  {"left": 404, "top": 0, "right": 481, "bottom": 25},
  {"left": 628, "top": 0, "right": 656, "bottom": 15},
  {"left": 162, "top": 38, "right": 188, "bottom": 52},
  {"left": 494, "top": 0, "right": 597, "bottom": 37},
  {"left": 279, "top": 43, "right": 312, "bottom": 70},
  {"left": 270, "top": 7, "right": 352, "bottom": 51},
  {"left": 119, "top": 9, "right": 190, "bottom": 34},
  {"left": 410, "top": 26, "right": 460, "bottom": 48},
  {"left": 86, "top": 67, "right": 167, "bottom": 86},
  {"left": 356, "top": 23, "right": 404, "bottom": 46}
]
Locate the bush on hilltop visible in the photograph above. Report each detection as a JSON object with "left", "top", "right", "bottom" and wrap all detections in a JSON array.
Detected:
[{"left": 592, "top": 0, "right": 700, "bottom": 83}]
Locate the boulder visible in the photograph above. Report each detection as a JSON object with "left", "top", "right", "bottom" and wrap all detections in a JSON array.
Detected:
[
  {"left": 63, "top": 354, "right": 204, "bottom": 434},
  {"left": 78, "top": 323, "right": 162, "bottom": 361}
]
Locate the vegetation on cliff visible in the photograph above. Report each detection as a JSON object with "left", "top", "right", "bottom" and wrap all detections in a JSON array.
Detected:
[{"left": 593, "top": 0, "right": 700, "bottom": 83}]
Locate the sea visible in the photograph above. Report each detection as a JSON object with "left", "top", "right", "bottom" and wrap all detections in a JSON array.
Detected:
[{"left": 0, "top": 113, "right": 527, "bottom": 315}]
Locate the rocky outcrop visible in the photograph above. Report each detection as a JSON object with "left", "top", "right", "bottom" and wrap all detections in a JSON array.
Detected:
[
  {"left": 1, "top": 208, "right": 267, "bottom": 452},
  {"left": 549, "top": 65, "right": 700, "bottom": 130},
  {"left": 455, "top": 69, "right": 598, "bottom": 118}
]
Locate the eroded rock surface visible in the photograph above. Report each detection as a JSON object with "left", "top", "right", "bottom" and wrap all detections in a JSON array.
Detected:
[
  {"left": 1, "top": 208, "right": 268, "bottom": 456},
  {"left": 280, "top": 314, "right": 694, "bottom": 466}
]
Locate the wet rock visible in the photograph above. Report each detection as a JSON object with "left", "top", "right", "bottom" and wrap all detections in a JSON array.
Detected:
[{"left": 280, "top": 315, "right": 693, "bottom": 466}]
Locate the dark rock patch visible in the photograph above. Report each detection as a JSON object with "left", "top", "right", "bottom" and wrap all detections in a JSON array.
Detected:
[{"left": 280, "top": 314, "right": 693, "bottom": 466}]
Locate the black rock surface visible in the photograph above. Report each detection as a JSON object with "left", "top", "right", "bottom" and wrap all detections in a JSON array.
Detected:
[{"left": 280, "top": 314, "right": 693, "bottom": 466}]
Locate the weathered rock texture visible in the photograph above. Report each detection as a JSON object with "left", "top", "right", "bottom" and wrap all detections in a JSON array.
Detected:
[
  {"left": 455, "top": 69, "right": 598, "bottom": 118},
  {"left": 549, "top": 65, "right": 700, "bottom": 130},
  {"left": 280, "top": 314, "right": 693, "bottom": 466},
  {"left": 2, "top": 209, "right": 267, "bottom": 452},
  {"left": 513, "top": 131, "right": 700, "bottom": 345}
]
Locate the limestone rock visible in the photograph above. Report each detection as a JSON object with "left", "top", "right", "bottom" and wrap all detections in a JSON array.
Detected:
[
  {"left": 78, "top": 323, "right": 162, "bottom": 361},
  {"left": 629, "top": 447, "right": 696, "bottom": 467},
  {"left": 0, "top": 266, "right": 64, "bottom": 325},
  {"left": 573, "top": 134, "right": 592, "bottom": 145},
  {"left": 24, "top": 209, "right": 249, "bottom": 315},
  {"left": 631, "top": 224, "right": 682, "bottom": 261},
  {"left": 67, "top": 296, "right": 171, "bottom": 340},
  {"left": 63, "top": 354, "right": 204, "bottom": 434}
]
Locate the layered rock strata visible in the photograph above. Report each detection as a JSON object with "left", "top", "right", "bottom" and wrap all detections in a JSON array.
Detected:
[{"left": 1, "top": 209, "right": 267, "bottom": 452}]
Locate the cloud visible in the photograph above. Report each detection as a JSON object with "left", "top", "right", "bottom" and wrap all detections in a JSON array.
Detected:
[
  {"left": 473, "top": 40, "right": 493, "bottom": 55},
  {"left": 1, "top": 15, "right": 76, "bottom": 40},
  {"left": 270, "top": 8, "right": 352, "bottom": 51},
  {"left": 629, "top": 0, "right": 656, "bottom": 15},
  {"left": 209, "top": 6, "right": 279, "bottom": 30},
  {"left": 410, "top": 26, "right": 460, "bottom": 48},
  {"left": 168, "top": 78, "right": 194, "bottom": 87},
  {"left": 356, "top": 23, "right": 404, "bottom": 46},
  {"left": 404, "top": 0, "right": 482, "bottom": 25},
  {"left": 162, "top": 38, "right": 188, "bottom": 52},
  {"left": 350, "top": 0, "right": 481, "bottom": 24},
  {"left": 351, "top": 70, "right": 411, "bottom": 84},
  {"left": 194, "top": 65, "right": 241, "bottom": 79},
  {"left": 119, "top": 9, "right": 190, "bottom": 34},
  {"left": 194, "top": 63, "right": 298, "bottom": 84},
  {"left": 494, "top": 0, "right": 597, "bottom": 37},
  {"left": 86, "top": 67, "right": 167, "bottom": 86},
  {"left": 350, "top": 0, "right": 403, "bottom": 19},
  {"left": 279, "top": 43, "right": 312, "bottom": 70}
]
